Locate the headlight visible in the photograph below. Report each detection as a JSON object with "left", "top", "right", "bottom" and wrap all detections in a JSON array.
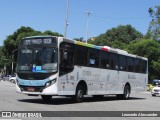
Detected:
[{"left": 45, "top": 79, "right": 57, "bottom": 88}]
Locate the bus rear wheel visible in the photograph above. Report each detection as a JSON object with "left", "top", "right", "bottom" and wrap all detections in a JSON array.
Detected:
[
  {"left": 41, "top": 95, "right": 52, "bottom": 102},
  {"left": 123, "top": 85, "right": 130, "bottom": 99},
  {"left": 73, "top": 85, "right": 84, "bottom": 103},
  {"left": 117, "top": 85, "right": 130, "bottom": 100}
]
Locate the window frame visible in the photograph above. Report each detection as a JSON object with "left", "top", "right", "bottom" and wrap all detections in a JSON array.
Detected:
[
  {"left": 109, "top": 52, "right": 119, "bottom": 70},
  {"left": 119, "top": 55, "right": 127, "bottom": 71},
  {"left": 99, "top": 51, "right": 110, "bottom": 69},
  {"left": 87, "top": 48, "right": 100, "bottom": 68}
]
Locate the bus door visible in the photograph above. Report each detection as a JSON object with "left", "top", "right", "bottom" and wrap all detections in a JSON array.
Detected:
[{"left": 59, "top": 42, "right": 74, "bottom": 95}]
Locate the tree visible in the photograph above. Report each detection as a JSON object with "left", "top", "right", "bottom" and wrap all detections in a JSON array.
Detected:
[
  {"left": 74, "top": 37, "right": 84, "bottom": 42},
  {"left": 147, "top": 5, "right": 160, "bottom": 40},
  {"left": 0, "top": 47, "right": 6, "bottom": 68},
  {"left": 43, "top": 30, "right": 63, "bottom": 37},
  {"left": 89, "top": 25, "right": 143, "bottom": 49}
]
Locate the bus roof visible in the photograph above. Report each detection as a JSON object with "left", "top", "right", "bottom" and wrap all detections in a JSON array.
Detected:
[{"left": 22, "top": 36, "right": 56, "bottom": 39}]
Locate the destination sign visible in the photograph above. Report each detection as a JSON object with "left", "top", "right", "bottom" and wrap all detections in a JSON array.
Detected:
[{"left": 21, "top": 37, "right": 57, "bottom": 46}]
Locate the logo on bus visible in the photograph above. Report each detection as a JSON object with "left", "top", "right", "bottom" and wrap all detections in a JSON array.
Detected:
[{"left": 82, "top": 70, "right": 92, "bottom": 76}]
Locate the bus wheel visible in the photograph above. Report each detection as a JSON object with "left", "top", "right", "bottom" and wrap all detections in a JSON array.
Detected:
[
  {"left": 41, "top": 95, "right": 52, "bottom": 102},
  {"left": 123, "top": 85, "right": 130, "bottom": 100},
  {"left": 117, "top": 85, "right": 130, "bottom": 100},
  {"left": 74, "top": 85, "right": 84, "bottom": 103}
]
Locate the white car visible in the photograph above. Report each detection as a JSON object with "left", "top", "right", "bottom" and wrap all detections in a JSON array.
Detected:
[
  {"left": 9, "top": 76, "right": 16, "bottom": 84},
  {"left": 151, "top": 85, "right": 160, "bottom": 96}
]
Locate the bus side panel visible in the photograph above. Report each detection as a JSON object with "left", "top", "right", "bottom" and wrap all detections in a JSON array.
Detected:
[
  {"left": 118, "top": 71, "right": 130, "bottom": 94},
  {"left": 106, "top": 70, "right": 120, "bottom": 94},
  {"left": 58, "top": 66, "right": 91, "bottom": 95},
  {"left": 134, "top": 73, "right": 148, "bottom": 92}
]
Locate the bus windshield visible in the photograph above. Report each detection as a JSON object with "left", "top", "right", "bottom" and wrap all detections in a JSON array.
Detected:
[{"left": 17, "top": 47, "right": 58, "bottom": 73}]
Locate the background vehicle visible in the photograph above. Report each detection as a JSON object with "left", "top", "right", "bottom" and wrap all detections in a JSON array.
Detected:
[
  {"left": 147, "top": 84, "right": 154, "bottom": 91},
  {"left": 151, "top": 83, "right": 160, "bottom": 96},
  {"left": 16, "top": 36, "right": 148, "bottom": 102},
  {"left": 9, "top": 76, "right": 16, "bottom": 83},
  {"left": 152, "top": 79, "right": 160, "bottom": 86},
  {"left": 1, "top": 74, "right": 11, "bottom": 81},
  {"left": 147, "top": 79, "right": 160, "bottom": 91}
]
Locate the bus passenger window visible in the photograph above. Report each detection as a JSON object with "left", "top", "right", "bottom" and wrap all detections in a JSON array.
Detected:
[
  {"left": 134, "top": 58, "right": 141, "bottom": 73},
  {"left": 141, "top": 60, "right": 147, "bottom": 73},
  {"left": 88, "top": 49, "right": 99, "bottom": 68},
  {"left": 59, "top": 42, "right": 74, "bottom": 75},
  {"left": 119, "top": 55, "right": 126, "bottom": 71},
  {"left": 127, "top": 57, "right": 134, "bottom": 72},
  {"left": 76, "top": 45, "right": 87, "bottom": 66},
  {"left": 100, "top": 51, "right": 109, "bottom": 69},
  {"left": 109, "top": 53, "right": 118, "bottom": 70}
]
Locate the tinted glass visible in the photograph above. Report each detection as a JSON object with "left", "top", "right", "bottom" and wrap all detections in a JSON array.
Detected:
[
  {"left": 134, "top": 58, "right": 141, "bottom": 73},
  {"left": 109, "top": 53, "right": 119, "bottom": 70},
  {"left": 100, "top": 51, "right": 110, "bottom": 69},
  {"left": 17, "top": 47, "right": 58, "bottom": 73},
  {"left": 127, "top": 57, "right": 134, "bottom": 72},
  {"left": 88, "top": 48, "right": 99, "bottom": 67},
  {"left": 76, "top": 45, "right": 87, "bottom": 66},
  {"left": 119, "top": 55, "right": 127, "bottom": 71},
  {"left": 141, "top": 60, "right": 147, "bottom": 73}
]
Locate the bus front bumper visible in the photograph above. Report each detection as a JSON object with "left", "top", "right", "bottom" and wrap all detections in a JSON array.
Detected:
[{"left": 16, "top": 83, "right": 58, "bottom": 95}]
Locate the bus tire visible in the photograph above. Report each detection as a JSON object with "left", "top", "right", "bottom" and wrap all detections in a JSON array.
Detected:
[
  {"left": 73, "top": 85, "right": 84, "bottom": 103},
  {"left": 123, "top": 85, "right": 130, "bottom": 100},
  {"left": 41, "top": 95, "right": 52, "bottom": 102},
  {"left": 117, "top": 85, "right": 130, "bottom": 100}
]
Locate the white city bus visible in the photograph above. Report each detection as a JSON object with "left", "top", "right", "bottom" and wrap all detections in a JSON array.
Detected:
[{"left": 16, "top": 36, "right": 148, "bottom": 102}]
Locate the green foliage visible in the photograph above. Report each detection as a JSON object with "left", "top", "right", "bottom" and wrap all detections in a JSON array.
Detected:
[
  {"left": 74, "top": 37, "right": 84, "bottom": 42},
  {"left": 43, "top": 30, "right": 63, "bottom": 37},
  {"left": 89, "top": 25, "right": 143, "bottom": 49},
  {"left": 151, "top": 61, "right": 160, "bottom": 79},
  {"left": 147, "top": 5, "right": 160, "bottom": 40},
  {"left": 0, "top": 47, "right": 6, "bottom": 68}
]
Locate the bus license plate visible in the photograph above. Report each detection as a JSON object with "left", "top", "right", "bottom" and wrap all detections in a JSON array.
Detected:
[{"left": 27, "top": 87, "right": 35, "bottom": 92}]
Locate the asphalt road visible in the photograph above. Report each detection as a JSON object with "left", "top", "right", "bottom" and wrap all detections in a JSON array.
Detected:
[{"left": 0, "top": 81, "right": 160, "bottom": 120}]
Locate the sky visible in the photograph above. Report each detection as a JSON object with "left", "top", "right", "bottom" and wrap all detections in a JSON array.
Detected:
[{"left": 0, "top": 0, "right": 159, "bottom": 45}]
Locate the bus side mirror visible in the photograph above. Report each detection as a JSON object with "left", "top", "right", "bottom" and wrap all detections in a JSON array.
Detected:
[
  {"left": 12, "top": 49, "right": 18, "bottom": 75},
  {"left": 63, "top": 51, "right": 68, "bottom": 61}
]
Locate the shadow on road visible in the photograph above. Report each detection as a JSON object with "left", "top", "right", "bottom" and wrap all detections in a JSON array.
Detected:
[{"left": 18, "top": 96, "right": 146, "bottom": 105}]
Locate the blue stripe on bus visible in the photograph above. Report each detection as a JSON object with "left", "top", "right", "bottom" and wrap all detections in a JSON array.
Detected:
[
  {"left": 94, "top": 45, "right": 101, "bottom": 50},
  {"left": 17, "top": 78, "right": 49, "bottom": 86}
]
